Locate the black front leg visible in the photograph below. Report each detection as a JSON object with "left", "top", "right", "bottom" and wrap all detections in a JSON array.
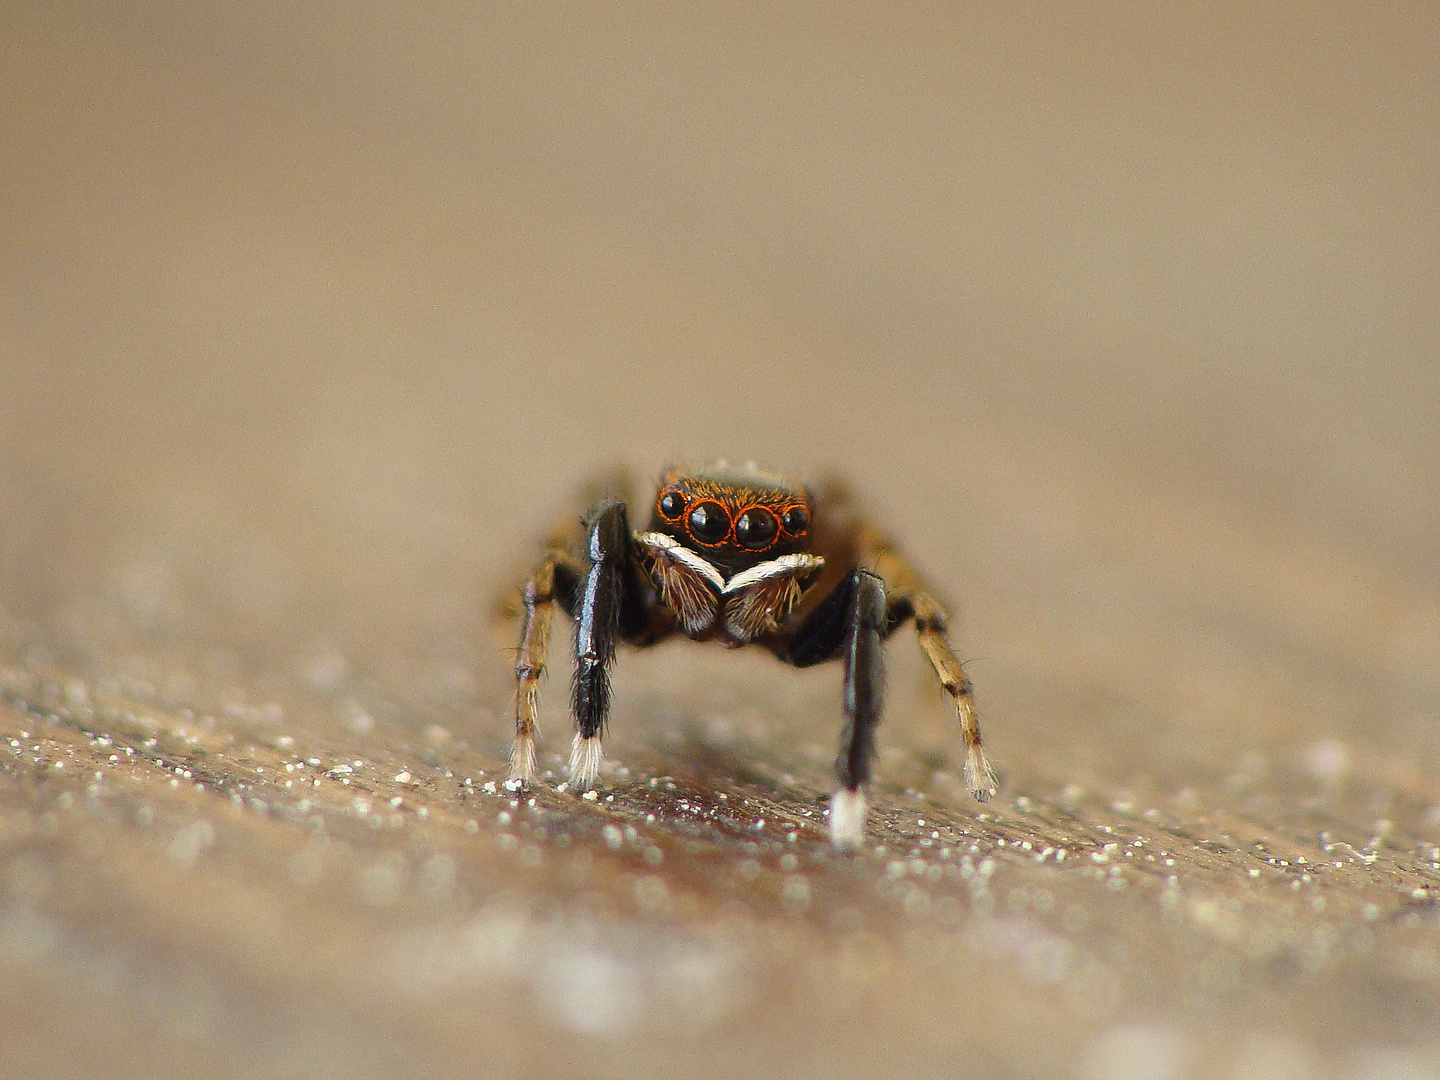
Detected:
[
  {"left": 786, "top": 568, "right": 887, "bottom": 847},
  {"left": 569, "top": 500, "right": 636, "bottom": 786}
]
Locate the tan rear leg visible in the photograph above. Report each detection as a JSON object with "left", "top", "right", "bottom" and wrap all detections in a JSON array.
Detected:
[
  {"left": 508, "top": 548, "right": 582, "bottom": 783},
  {"left": 868, "top": 540, "right": 997, "bottom": 801},
  {"left": 911, "top": 596, "right": 997, "bottom": 800}
]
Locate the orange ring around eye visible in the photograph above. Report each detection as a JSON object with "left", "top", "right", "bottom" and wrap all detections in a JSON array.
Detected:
[
  {"left": 657, "top": 489, "right": 686, "bottom": 520},
  {"left": 734, "top": 506, "right": 780, "bottom": 550},
  {"left": 686, "top": 501, "right": 731, "bottom": 545},
  {"left": 781, "top": 504, "right": 810, "bottom": 536}
]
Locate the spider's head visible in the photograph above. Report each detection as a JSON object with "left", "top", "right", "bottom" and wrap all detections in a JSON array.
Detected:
[{"left": 649, "top": 465, "right": 813, "bottom": 573}]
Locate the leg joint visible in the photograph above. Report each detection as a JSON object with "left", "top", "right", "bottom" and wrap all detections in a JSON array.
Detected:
[{"left": 914, "top": 613, "right": 949, "bottom": 635}]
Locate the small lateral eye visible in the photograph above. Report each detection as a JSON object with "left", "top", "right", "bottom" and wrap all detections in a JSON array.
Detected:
[
  {"left": 781, "top": 506, "right": 810, "bottom": 535},
  {"left": 658, "top": 490, "right": 686, "bottom": 519},
  {"left": 687, "top": 501, "right": 730, "bottom": 544},
  {"left": 734, "top": 508, "right": 779, "bottom": 550}
]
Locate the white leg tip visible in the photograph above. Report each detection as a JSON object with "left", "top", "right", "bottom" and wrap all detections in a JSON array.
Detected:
[
  {"left": 567, "top": 733, "right": 605, "bottom": 789},
  {"left": 966, "top": 749, "right": 997, "bottom": 802},
  {"left": 828, "top": 788, "right": 867, "bottom": 850},
  {"left": 508, "top": 735, "right": 537, "bottom": 784}
]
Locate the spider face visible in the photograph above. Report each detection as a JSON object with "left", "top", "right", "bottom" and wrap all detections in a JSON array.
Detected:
[
  {"left": 650, "top": 469, "right": 813, "bottom": 572},
  {"left": 639, "top": 467, "right": 823, "bottom": 642}
]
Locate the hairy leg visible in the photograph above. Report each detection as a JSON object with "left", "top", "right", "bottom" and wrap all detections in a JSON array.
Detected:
[
  {"left": 508, "top": 547, "right": 582, "bottom": 783},
  {"left": 568, "top": 500, "right": 637, "bottom": 789}
]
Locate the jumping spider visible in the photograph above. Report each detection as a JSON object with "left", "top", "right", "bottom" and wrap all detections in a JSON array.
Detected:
[{"left": 506, "top": 464, "right": 996, "bottom": 848}]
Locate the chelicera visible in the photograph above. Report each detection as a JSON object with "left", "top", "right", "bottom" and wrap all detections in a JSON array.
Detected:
[{"left": 505, "top": 463, "right": 996, "bottom": 848}]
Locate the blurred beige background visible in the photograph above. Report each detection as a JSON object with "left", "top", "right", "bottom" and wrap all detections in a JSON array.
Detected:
[{"left": 2, "top": 4, "right": 1439, "bottom": 1079}]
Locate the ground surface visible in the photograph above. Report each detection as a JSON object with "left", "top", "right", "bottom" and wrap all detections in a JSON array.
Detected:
[{"left": 3, "top": 5, "right": 1440, "bottom": 1078}]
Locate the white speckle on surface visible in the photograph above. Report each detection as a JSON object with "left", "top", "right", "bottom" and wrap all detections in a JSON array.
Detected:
[
  {"left": 340, "top": 706, "right": 372, "bottom": 742},
  {"left": 168, "top": 820, "right": 216, "bottom": 868},
  {"left": 1304, "top": 739, "right": 1351, "bottom": 785},
  {"left": 301, "top": 649, "right": 349, "bottom": 693},
  {"left": 113, "top": 556, "right": 183, "bottom": 631},
  {"left": 394, "top": 770, "right": 412, "bottom": 784},
  {"left": 602, "top": 825, "right": 624, "bottom": 850},
  {"left": 782, "top": 875, "right": 811, "bottom": 912},
  {"left": 63, "top": 679, "right": 90, "bottom": 708},
  {"left": 1082, "top": 1021, "right": 1191, "bottom": 1080}
]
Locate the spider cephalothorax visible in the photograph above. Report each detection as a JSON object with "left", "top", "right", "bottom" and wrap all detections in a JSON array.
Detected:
[{"left": 504, "top": 463, "right": 996, "bottom": 848}]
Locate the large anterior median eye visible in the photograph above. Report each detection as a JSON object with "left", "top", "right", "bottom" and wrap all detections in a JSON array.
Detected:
[
  {"left": 658, "top": 490, "right": 686, "bottom": 519},
  {"left": 687, "top": 501, "right": 730, "bottom": 544},
  {"left": 734, "top": 507, "right": 779, "bottom": 550}
]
